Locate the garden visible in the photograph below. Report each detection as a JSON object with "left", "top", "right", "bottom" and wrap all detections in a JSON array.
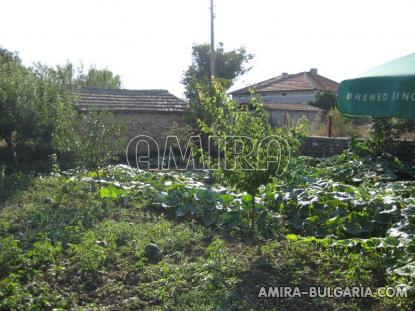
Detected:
[
  {"left": 1, "top": 45, "right": 415, "bottom": 311},
  {"left": 1, "top": 141, "right": 415, "bottom": 310}
]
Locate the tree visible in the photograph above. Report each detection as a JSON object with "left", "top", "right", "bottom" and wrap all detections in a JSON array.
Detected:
[
  {"left": 0, "top": 48, "right": 30, "bottom": 164},
  {"left": 0, "top": 46, "right": 124, "bottom": 166},
  {"left": 310, "top": 91, "right": 337, "bottom": 111},
  {"left": 71, "top": 110, "right": 126, "bottom": 188},
  {"left": 367, "top": 117, "right": 415, "bottom": 155},
  {"left": 31, "top": 63, "right": 81, "bottom": 147},
  {"left": 0, "top": 49, "right": 80, "bottom": 165},
  {"left": 83, "top": 68, "right": 122, "bottom": 89},
  {"left": 199, "top": 82, "right": 306, "bottom": 235},
  {"left": 0, "top": 47, "right": 20, "bottom": 65},
  {"left": 0, "top": 48, "right": 23, "bottom": 163},
  {"left": 182, "top": 43, "right": 253, "bottom": 129}
]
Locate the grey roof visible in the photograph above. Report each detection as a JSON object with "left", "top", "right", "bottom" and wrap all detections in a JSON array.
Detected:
[{"left": 76, "top": 87, "right": 186, "bottom": 112}]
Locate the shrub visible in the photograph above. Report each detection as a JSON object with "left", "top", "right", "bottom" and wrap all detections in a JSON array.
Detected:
[
  {"left": 199, "top": 83, "right": 306, "bottom": 234},
  {"left": 68, "top": 110, "right": 127, "bottom": 188}
]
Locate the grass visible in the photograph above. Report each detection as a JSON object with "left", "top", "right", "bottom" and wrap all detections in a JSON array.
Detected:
[{"left": 0, "top": 170, "right": 413, "bottom": 310}]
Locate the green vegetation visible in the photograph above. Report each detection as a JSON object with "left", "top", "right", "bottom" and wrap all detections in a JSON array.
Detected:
[
  {"left": 368, "top": 117, "right": 415, "bottom": 155},
  {"left": 0, "top": 46, "right": 124, "bottom": 166},
  {"left": 199, "top": 85, "right": 306, "bottom": 234},
  {"left": 62, "top": 110, "right": 126, "bottom": 188},
  {"left": 83, "top": 68, "right": 122, "bottom": 89},
  {"left": 1, "top": 44, "right": 415, "bottom": 310},
  {"left": 0, "top": 49, "right": 78, "bottom": 164},
  {"left": 182, "top": 43, "right": 253, "bottom": 129},
  {"left": 310, "top": 91, "right": 337, "bottom": 111},
  {"left": 1, "top": 145, "right": 414, "bottom": 309}
]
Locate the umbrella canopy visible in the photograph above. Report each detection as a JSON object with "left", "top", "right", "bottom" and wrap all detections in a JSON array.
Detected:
[{"left": 337, "top": 53, "right": 415, "bottom": 118}]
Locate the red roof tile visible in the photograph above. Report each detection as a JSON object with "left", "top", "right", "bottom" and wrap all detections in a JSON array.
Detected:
[{"left": 231, "top": 70, "right": 339, "bottom": 95}]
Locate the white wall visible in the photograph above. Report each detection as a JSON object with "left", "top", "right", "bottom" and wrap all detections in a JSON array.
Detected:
[{"left": 232, "top": 90, "right": 317, "bottom": 104}]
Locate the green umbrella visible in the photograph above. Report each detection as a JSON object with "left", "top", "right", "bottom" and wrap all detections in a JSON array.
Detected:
[{"left": 337, "top": 53, "right": 415, "bottom": 118}]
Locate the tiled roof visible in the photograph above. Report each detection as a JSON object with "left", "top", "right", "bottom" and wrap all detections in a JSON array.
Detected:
[
  {"left": 231, "top": 70, "right": 339, "bottom": 95},
  {"left": 76, "top": 87, "right": 186, "bottom": 112},
  {"left": 264, "top": 102, "right": 323, "bottom": 112}
]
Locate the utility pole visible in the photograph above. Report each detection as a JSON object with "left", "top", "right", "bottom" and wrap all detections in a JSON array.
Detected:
[{"left": 210, "top": 0, "right": 215, "bottom": 80}]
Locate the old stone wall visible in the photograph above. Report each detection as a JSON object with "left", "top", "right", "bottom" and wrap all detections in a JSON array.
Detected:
[
  {"left": 299, "top": 136, "right": 415, "bottom": 160},
  {"left": 117, "top": 111, "right": 186, "bottom": 155},
  {"left": 2, "top": 133, "right": 415, "bottom": 162},
  {"left": 299, "top": 136, "right": 351, "bottom": 157}
]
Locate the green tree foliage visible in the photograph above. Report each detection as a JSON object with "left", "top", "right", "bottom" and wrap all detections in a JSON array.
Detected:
[
  {"left": 0, "top": 47, "right": 20, "bottom": 64},
  {"left": 310, "top": 91, "right": 337, "bottom": 111},
  {"left": 70, "top": 110, "right": 126, "bottom": 187},
  {"left": 368, "top": 118, "right": 395, "bottom": 154},
  {"left": 83, "top": 68, "right": 122, "bottom": 89},
  {"left": 0, "top": 46, "right": 129, "bottom": 170},
  {"left": 182, "top": 43, "right": 253, "bottom": 129},
  {"left": 31, "top": 63, "right": 81, "bottom": 146},
  {"left": 199, "top": 83, "right": 306, "bottom": 234},
  {"left": 0, "top": 48, "right": 31, "bottom": 163},
  {"left": 162, "top": 121, "right": 195, "bottom": 149},
  {"left": 367, "top": 117, "right": 415, "bottom": 155},
  {"left": 311, "top": 92, "right": 371, "bottom": 138},
  {"left": 0, "top": 48, "right": 79, "bottom": 164}
]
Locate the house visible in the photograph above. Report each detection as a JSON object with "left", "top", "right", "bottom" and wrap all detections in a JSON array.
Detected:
[
  {"left": 230, "top": 68, "right": 339, "bottom": 129},
  {"left": 76, "top": 87, "right": 186, "bottom": 153}
]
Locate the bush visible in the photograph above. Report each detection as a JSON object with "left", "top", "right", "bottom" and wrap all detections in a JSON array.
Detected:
[
  {"left": 67, "top": 110, "right": 127, "bottom": 188},
  {"left": 199, "top": 83, "right": 306, "bottom": 233}
]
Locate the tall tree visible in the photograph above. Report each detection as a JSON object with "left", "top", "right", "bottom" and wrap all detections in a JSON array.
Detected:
[
  {"left": 0, "top": 48, "right": 31, "bottom": 164},
  {"left": 84, "top": 68, "right": 122, "bottom": 89},
  {"left": 0, "top": 47, "right": 79, "bottom": 164},
  {"left": 31, "top": 63, "right": 81, "bottom": 143},
  {"left": 182, "top": 43, "right": 253, "bottom": 129}
]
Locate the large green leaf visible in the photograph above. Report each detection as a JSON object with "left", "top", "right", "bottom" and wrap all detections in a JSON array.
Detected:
[{"left": 99, "top": 185, "right": 125, "bottom": 199}]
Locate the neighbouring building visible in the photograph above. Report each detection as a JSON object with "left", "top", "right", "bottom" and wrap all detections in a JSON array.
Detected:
[
  {"left": 230, "top": 68, "right": 339, "bottom": 129},
  {"left": 76, "top": 87, "right": 186, "bottom": 154}
]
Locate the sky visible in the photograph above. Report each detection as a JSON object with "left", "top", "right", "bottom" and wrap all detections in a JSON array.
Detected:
[{"left": 0, "top": 0, "right": 414, "bottom": 98}]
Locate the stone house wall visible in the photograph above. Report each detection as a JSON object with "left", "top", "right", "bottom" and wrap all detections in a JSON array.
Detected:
[
  {"left": 232, "top": 90, "right": 317, "bottom": 105},
  {"left": 116, "top": 111, "right": 186, "bottom": 155}
]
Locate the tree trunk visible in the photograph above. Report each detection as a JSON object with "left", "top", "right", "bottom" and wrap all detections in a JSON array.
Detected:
[
  {"left": 5, "top": 135, "right": 18, "bottom": 165},
  {"left": 251, "top": 193, "right": 256, "bottom": 236},
  {"left": 95, "top": 169, "right": 102, "bottom": 190}
]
